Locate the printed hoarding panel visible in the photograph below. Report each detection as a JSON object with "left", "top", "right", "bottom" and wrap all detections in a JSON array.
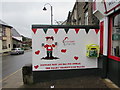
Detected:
[{"left": 32, "top": 27, "right": 100, "bottom": 71}]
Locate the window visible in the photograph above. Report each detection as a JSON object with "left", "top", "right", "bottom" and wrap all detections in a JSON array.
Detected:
[
  {"left": 109, "top": 12, "right": 120, "bottom": 60},
  {"left": 78, "top": 18, "right": 81, "bottom": 25},
  {"left": 2, "top": 40, "right": 7, "bottom": 49},
  {"left": 0, "top": 26, "right": 2, "bottom": 39},
  {"left": 85, "top": 11, "right": 88, "bottom": 25},
  {"left": 9, "top": 44, "right": 10, "bottom": 48},
  {"left": 2, "top": 26, "right": 6, "bottom": 36},
  {"left": 111, "top": 13, "right": 120, "bottom": 57}
]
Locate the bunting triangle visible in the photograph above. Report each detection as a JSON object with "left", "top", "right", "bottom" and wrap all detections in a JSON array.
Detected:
[
  {"left": 32, "top": 28, "right": 37, "bottom": 34},
  {"left": 43, "top": 28, "right": 48, "bottom": 34},
  {"left": 85, "top": 28, "right": 90, "bottom": 34},
  {"left": 95, "top": 29, "right": 99, "bottom": 34},
  {"left": 54, "top": 28, "right": 59, "bottom": 34},
  {"left": 64, "top": 28, "right": 69, "bottom": 34},
  {"left": 75, "top": 28, "right": 80, "bottom": 34}
]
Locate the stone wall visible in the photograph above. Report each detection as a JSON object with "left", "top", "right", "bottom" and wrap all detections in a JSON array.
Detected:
[{"left": 67, "top": 2, "right": 99, "bottom": 25}]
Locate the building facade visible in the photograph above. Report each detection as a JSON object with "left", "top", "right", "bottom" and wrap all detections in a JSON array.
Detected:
[
  {"left": 22, "top": 35, "right": 32, "bottom": 50},
  {"left": 66, "top": 0, "right": 99, "bottom": 25},
  {"left": 0, "top": 20, "right": 13, "bottom": 53},
  {"left": 0, "top": 25, "right": 2, "bottom": 54},
  {"left": 66, "top": 0, "right": 120, "bottom": 87},
  {"left": 77, "top": 1, "right": 99, "bottom": 25},
  {"left": 2, "top": 25, "right": 13, "bottom": 53},
  {"left": 93, "top": 0, "right": 120, "bottom": 87},
  {"left": 12, "top": 37, "right": 22, "bottom": 48}
]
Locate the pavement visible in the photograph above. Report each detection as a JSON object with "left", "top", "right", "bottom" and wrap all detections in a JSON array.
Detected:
[
  {"left": 1, "top": 69, "right": 120, "bottom": 89},
  {"left": 1, "top": 69, "right": 23, "bottom": 88},
  {"left": 1, "top": 49, "right": 120, "bottom": 89}
]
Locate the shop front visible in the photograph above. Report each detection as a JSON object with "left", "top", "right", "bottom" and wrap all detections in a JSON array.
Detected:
[{"left": 93, "top": 0, "right": 120, "bottom": 87}]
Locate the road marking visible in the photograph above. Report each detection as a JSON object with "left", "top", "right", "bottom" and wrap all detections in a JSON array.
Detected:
[{"left": 0, "top": 68, "right": 22, "bottom": 82}]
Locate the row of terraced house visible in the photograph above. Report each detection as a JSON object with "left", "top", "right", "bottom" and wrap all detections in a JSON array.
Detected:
[{"left": 0, "top": 20, "right": 32, "bottom": 54}]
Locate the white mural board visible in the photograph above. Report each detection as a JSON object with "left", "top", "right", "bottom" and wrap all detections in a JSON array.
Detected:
[{"left": 32, "top": 26, "right": 100, "bottom": 71}]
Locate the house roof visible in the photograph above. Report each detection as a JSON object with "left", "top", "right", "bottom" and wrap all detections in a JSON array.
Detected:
[
  {"left": 12, "top": 37, "right": 22, "bottom": 43},
  {"left": 0, "top": 19, "right": 12, "bottom": 28},
  {"left": 11, "top": 28, "right": 21, "bottom": 37}
]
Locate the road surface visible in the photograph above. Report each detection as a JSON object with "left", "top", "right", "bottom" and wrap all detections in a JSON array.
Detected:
[{"left": 2, "top": 50, "right": 32, "bottom": 78}]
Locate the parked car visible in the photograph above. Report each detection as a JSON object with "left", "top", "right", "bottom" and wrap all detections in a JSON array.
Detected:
[{"left": 11, "top": 48, "right": 24, "bottom": 55}]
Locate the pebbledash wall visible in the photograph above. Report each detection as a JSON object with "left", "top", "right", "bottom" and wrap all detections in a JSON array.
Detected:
[{"left": 93, "top": 0, "right": 120, "bottom": 87}]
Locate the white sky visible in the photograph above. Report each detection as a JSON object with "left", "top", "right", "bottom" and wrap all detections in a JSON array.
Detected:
[{"left": 1, "top": 0, "right": 76, "bottom": 38}]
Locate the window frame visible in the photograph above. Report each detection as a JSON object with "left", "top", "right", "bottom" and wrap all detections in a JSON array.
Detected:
[
  {"left": 2, "top": 40, "right": 7, "bottom": 49},
  {"left": 108, "top": 11, "right": 120, "bottom": 61},
  {"left": 2, "top": 26, "right": 6, "bottom": 36}
]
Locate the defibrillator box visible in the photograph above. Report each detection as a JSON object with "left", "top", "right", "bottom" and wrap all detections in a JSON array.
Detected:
[{"left": 86, "top": 44, "right": 99, "bottom": 57}]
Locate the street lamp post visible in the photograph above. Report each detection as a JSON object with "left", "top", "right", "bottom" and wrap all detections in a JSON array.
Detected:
[{"left": 43, "top": 3, "right": 53, "bottom": 25}]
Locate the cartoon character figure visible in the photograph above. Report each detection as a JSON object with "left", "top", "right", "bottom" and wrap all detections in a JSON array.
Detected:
[{"left": 41, "top": 36, "right": 59, "bottom": 60}]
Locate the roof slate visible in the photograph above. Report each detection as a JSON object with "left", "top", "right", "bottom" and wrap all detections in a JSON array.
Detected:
[
  {"left": 0, "top": 19, "right": 12, "bottom": 28},
  {"left": 11, "top": 28, "right": 21, "bottom": 37}
]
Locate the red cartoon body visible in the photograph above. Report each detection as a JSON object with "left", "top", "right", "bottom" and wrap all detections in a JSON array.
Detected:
[
  {"left": 44, "top": 44, "right": 56, "bottom": 51},
  {"left": 42, "top": 36, "right": 59, "bottom": 60}
]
